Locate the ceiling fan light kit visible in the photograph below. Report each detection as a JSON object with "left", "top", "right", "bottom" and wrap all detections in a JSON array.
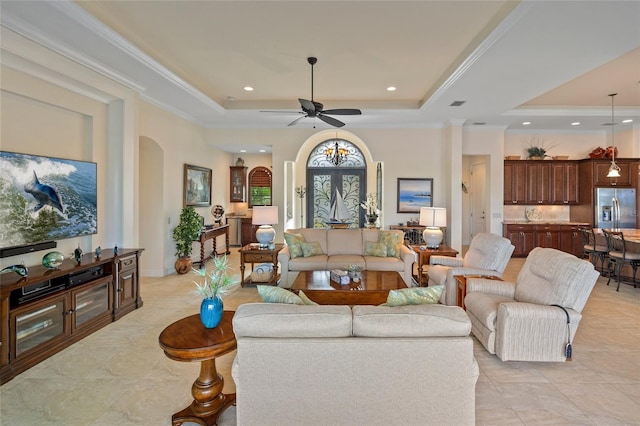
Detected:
[{"left": 264, "top": 57, "right": 362, "bottom": 128}]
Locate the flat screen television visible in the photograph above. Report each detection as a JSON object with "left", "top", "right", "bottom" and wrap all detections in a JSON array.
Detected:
[{"left": 0, "top": 151, "right": 97, "bottom": 252}]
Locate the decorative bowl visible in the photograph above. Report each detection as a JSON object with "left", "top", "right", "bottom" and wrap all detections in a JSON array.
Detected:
[
  {"left": 552, "top": 156, "right": 569, "bottom": 160},
  {"left": 505, "top": 156, "right": 521, "bottom": 160}
]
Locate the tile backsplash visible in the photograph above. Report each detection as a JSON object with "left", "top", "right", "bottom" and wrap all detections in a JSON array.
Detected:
[{"left": 503, "top": 205, "right": 571, "bottom": 222}]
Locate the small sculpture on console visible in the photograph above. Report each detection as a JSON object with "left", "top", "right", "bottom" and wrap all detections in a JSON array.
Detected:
[
  {"left": 74, "top": 245, "right": 83, "bottom": 264},
  {"left": 0, "top": 263, "right": 28, "bottom": 278},
  {"left": 94, "top": 246, "right": 102, "bottom": 259}
]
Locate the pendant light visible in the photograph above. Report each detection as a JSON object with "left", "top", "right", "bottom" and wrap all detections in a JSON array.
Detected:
[{"left": 606, "top": 93, "right": 621, "bottom": 178}]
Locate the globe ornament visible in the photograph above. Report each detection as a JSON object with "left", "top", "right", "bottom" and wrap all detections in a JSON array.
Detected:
[{"left": 42, "top": 251, "right": 65, "bottom": 269}]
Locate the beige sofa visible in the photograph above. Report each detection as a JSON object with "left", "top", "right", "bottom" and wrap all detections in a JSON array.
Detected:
[
  {"left": 232, "top": 303, "right": 479, "bottom": 426},
  {"left": 278, "top": 228, "right": 416, "bottom": 286}
]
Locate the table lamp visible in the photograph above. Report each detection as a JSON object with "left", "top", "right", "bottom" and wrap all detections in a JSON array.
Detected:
[
  {"left": 419, "top": 207, "right": 447, "bottom": 249},
  {"left": 252, "top": 206, "right": 278, "bottom": 248}
]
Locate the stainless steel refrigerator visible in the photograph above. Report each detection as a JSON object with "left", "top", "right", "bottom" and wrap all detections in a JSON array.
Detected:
[{"left": 595, "top": 187, "right": 637, "bottom": 229}]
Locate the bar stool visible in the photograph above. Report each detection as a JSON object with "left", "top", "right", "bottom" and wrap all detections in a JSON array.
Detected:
[
  {"left": 603, "top": 230, "right": 640, "bottom": 291},
  {"left": 580, "top": 227, "right": 608, "bottom": 274}
]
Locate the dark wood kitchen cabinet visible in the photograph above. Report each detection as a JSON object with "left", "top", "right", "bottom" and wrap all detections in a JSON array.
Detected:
[
  {"left": 504, "top": 160, "right": 579, "bottom": 205},
  {"left": 504, "top": 161, "right": 527, "bottom": 204},
  {"left": 592, "top": 160, "right": 633, "bottom": 187},
  {"left": 503, "top": 223, "right": 587, "bottom": 257}
]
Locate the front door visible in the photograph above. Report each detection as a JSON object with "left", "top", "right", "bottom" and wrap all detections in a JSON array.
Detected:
[{"left": 306, "top": 139, "right": 367, "bottom": 228}]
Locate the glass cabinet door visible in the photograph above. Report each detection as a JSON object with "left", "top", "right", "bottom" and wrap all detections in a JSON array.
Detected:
[
  {"left": 73, "top": 278, "right": 112, "bottom": 329},
  {"left": 12, "top": 296, "right": 67, "bottom": 358},
  {"left": 230, "top": 166, "right": 247, "bottom": 202}
]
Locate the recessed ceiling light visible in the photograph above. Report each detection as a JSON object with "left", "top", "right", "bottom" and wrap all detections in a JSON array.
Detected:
[
  {"left": 243, "top": 86, "right": 254, "bottom": 92},
  {"left": 259, "top": 149, "right": 266, "bottom": 153},
  {"left": 622, "top": 119, "right": 633, "bottom": 123},
  {"left": 240, "top": 149, "right": 247, "bottom": 153},
  {"left": 522, "top": 121, "right": 531, "bottom": 126},
  {"left": 571, "top": 122, "right": 580, "bottom": 126},
  {"left": 387, "top": 86, "right": 396, "bottom": 91}
]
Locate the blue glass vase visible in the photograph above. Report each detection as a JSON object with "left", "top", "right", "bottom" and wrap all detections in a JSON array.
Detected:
[{"left": 200, "top": 297, "right": 223, "bottom": 329}]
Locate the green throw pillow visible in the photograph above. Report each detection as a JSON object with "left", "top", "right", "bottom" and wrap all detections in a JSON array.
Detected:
[
  {"left": 257, "top": 285, "right": 303, "bottom": 304},
  {"left": 284, "top": 232, "right": 305, "bottom": 259},
  {"left": 385, "top": 285, "right": 444, "bottom": 307},
  {"left": 301, "top": 241, "right": 324, "bottom": 257},
  {"left": 364, "top": 241, "right": 387, "bottom": 257},
  {"left": 378, "top": 231, "right": 403, "bottom": 258}
]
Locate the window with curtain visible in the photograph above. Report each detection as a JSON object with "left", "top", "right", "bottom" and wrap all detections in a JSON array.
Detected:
[{"left": 248, "top": 166, "right": 272, "bottom": 207}]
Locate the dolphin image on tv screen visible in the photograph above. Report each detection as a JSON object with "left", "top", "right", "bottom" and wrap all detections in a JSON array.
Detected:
[{"left": 24, "top": 171, "right": 64, "bottom": 213}]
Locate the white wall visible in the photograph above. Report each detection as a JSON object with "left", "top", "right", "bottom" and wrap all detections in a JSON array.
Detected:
[{"left": 0, "top": 67, "right": 109, "bottom": 268}]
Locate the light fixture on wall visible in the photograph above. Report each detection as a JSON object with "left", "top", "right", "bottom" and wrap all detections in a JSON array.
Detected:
[
  {"left": 325, "top": 141, "right": 348, "bottom": 166},
  {"left": 419, "top": 207, "right": 447, "bottom": 249},
  {"left": 606, "top": 93, "right": 621, "bottom": 178},
  {"left": 252, "top": 206, "right": 278, "bottom": 248}
]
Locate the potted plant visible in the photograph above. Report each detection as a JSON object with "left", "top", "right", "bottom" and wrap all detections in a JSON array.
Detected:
[
  {"left": 527, "top": 146, "right": 548, "bottom": 160},
  {"left": 192, "top": 255, "right": 236, "bottom": 328},
  {"left": 172, "top": 207, "right": 203, "bottom": 274},
  {"left": 346, "top": 264, "right": 364, "bottom": 282}
]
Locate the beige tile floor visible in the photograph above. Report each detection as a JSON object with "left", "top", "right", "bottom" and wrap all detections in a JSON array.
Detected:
[{"left": 1, "top": 251, "right": 639, "bottom": 425}]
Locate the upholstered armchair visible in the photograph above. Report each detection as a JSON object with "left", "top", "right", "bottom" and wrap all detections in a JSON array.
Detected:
[
  {"left": 428, "top": 233, "right": 515, "bottom": 306},
  {"left": 465, "top": 247, "right": 599, "bottom": 362}
]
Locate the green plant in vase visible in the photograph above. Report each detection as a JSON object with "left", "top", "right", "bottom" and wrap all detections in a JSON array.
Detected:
[
  {"left": 192, "top": 255, "right": 237, "bottom": 328},
  {"left": 172, "top": 207, "right": 203, "bottom": 274}
]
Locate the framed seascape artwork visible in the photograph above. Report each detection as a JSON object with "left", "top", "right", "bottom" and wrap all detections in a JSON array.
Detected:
[
  {"left": 184, "top": 164, "right": 212, "bottom": 207},
  {"left": 397, "top": 178, "right": 433, "bottom": 213}
]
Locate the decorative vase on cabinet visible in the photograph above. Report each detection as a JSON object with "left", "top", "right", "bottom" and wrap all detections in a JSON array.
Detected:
[{"left": 200, "top": 297, "right": 223, "bottom": 328}]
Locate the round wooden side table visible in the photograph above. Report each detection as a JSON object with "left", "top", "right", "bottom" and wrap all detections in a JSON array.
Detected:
[{"left": 159, "top": 311, "right": 236, "bottom": 426}]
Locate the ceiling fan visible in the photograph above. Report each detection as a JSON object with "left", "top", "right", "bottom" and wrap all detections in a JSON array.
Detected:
[{"left": 263, "top": 57, "right": 362, "bottom": 128}]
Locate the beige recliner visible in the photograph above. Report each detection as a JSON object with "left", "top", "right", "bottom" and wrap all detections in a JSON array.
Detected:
[
  {"left": 465, "top": 247, "right": 599, "bottom": 362},
  {"left": 428, "top": 233, "right": 515, "bottom": 306}
]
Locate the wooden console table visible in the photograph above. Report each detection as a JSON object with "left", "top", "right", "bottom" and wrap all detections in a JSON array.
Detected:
[
  {"left": 196, "top": 225, "right": 231, "bottom": 267},
  {"left": 410, "top": 244, "right": 458, "bottom": 286},
  {"left": 158, "top": 312, "right": 236, "bottom": 426}
]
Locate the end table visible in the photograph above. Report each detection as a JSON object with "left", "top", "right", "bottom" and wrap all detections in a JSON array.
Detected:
[
  {"left": 239, "top": 243, "right": 284, "bottom": 286},
  {"left": 410, "top": 245, "right": 459, "bottom": 286},
  {"left": 158, "top": 312, "right": 236, "bottom": 426}
]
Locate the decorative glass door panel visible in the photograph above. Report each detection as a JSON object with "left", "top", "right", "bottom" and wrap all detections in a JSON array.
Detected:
[
  {"left": 73, "top": 279, "right": 111, "bottom": 329},
  {"left": 310, "top": 172, "right": 363, "bottom": 228},
  {"left": 12, "top": 296, "right": 67, "bottom": 358}
]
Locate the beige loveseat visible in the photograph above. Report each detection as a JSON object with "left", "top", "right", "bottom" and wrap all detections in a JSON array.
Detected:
[
  {"left": 232, "top": 303, "right": 479, "bottom": 426},
  {"left": 278, "top": 228, "right": 416, "bottom": 286}
]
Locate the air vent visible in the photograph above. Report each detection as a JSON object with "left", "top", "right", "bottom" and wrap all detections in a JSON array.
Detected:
[
  {"left": 450, "top": 100, "right": 466, "bottom": 107},
  {"left": 473, "top": 122, "right": 486, "bottom": 125}
]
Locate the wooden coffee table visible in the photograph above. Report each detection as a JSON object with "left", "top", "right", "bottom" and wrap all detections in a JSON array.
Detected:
[
  {"left": 158, "top": 312, "right": 236, "bottom": 426},
  {"left": 290, "top": 270, "right": 407, "bottom": 305}
]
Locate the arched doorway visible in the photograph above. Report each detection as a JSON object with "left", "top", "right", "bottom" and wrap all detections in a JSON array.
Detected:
[
  {"left": 306, "top": 138, "right": 367, "bottom": 228},
  {"left": 139, "top": 136, "right": 164, "bottom": 276}
]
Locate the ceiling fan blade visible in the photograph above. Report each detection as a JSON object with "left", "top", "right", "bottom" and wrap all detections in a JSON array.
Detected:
[
  {"left": 287, "top": 115, "right": 308, "bottom": 127},
  {"left": 260, "top": 110, "right": 303, "bottom": 114},
  {"left": 299, "top": 98, "right": 315, "bottom": 114},
  {"left": 318, "top": 114, "right": 345, "bottom": 128},
  {"left": 322, "top": 108, "right": 362, "bottom": 116}
]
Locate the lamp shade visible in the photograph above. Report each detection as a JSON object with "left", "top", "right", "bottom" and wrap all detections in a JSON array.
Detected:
[
  {"left": 419, "top": 207, "right": 447, "bottom": 227},
  {"left": 252, "top": 206, "right": 279, "bottom": 225},
  {"left": 419, "top": 207, "right": 446, "bottom": 249}
]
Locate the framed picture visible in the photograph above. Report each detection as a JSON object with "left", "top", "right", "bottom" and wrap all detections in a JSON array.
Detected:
[
  {"left": 184, "top": 164, "right": 212, "bottom": 207},
  {"left": 397, "top": 178, "right": 433, "bottom": 213}
]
